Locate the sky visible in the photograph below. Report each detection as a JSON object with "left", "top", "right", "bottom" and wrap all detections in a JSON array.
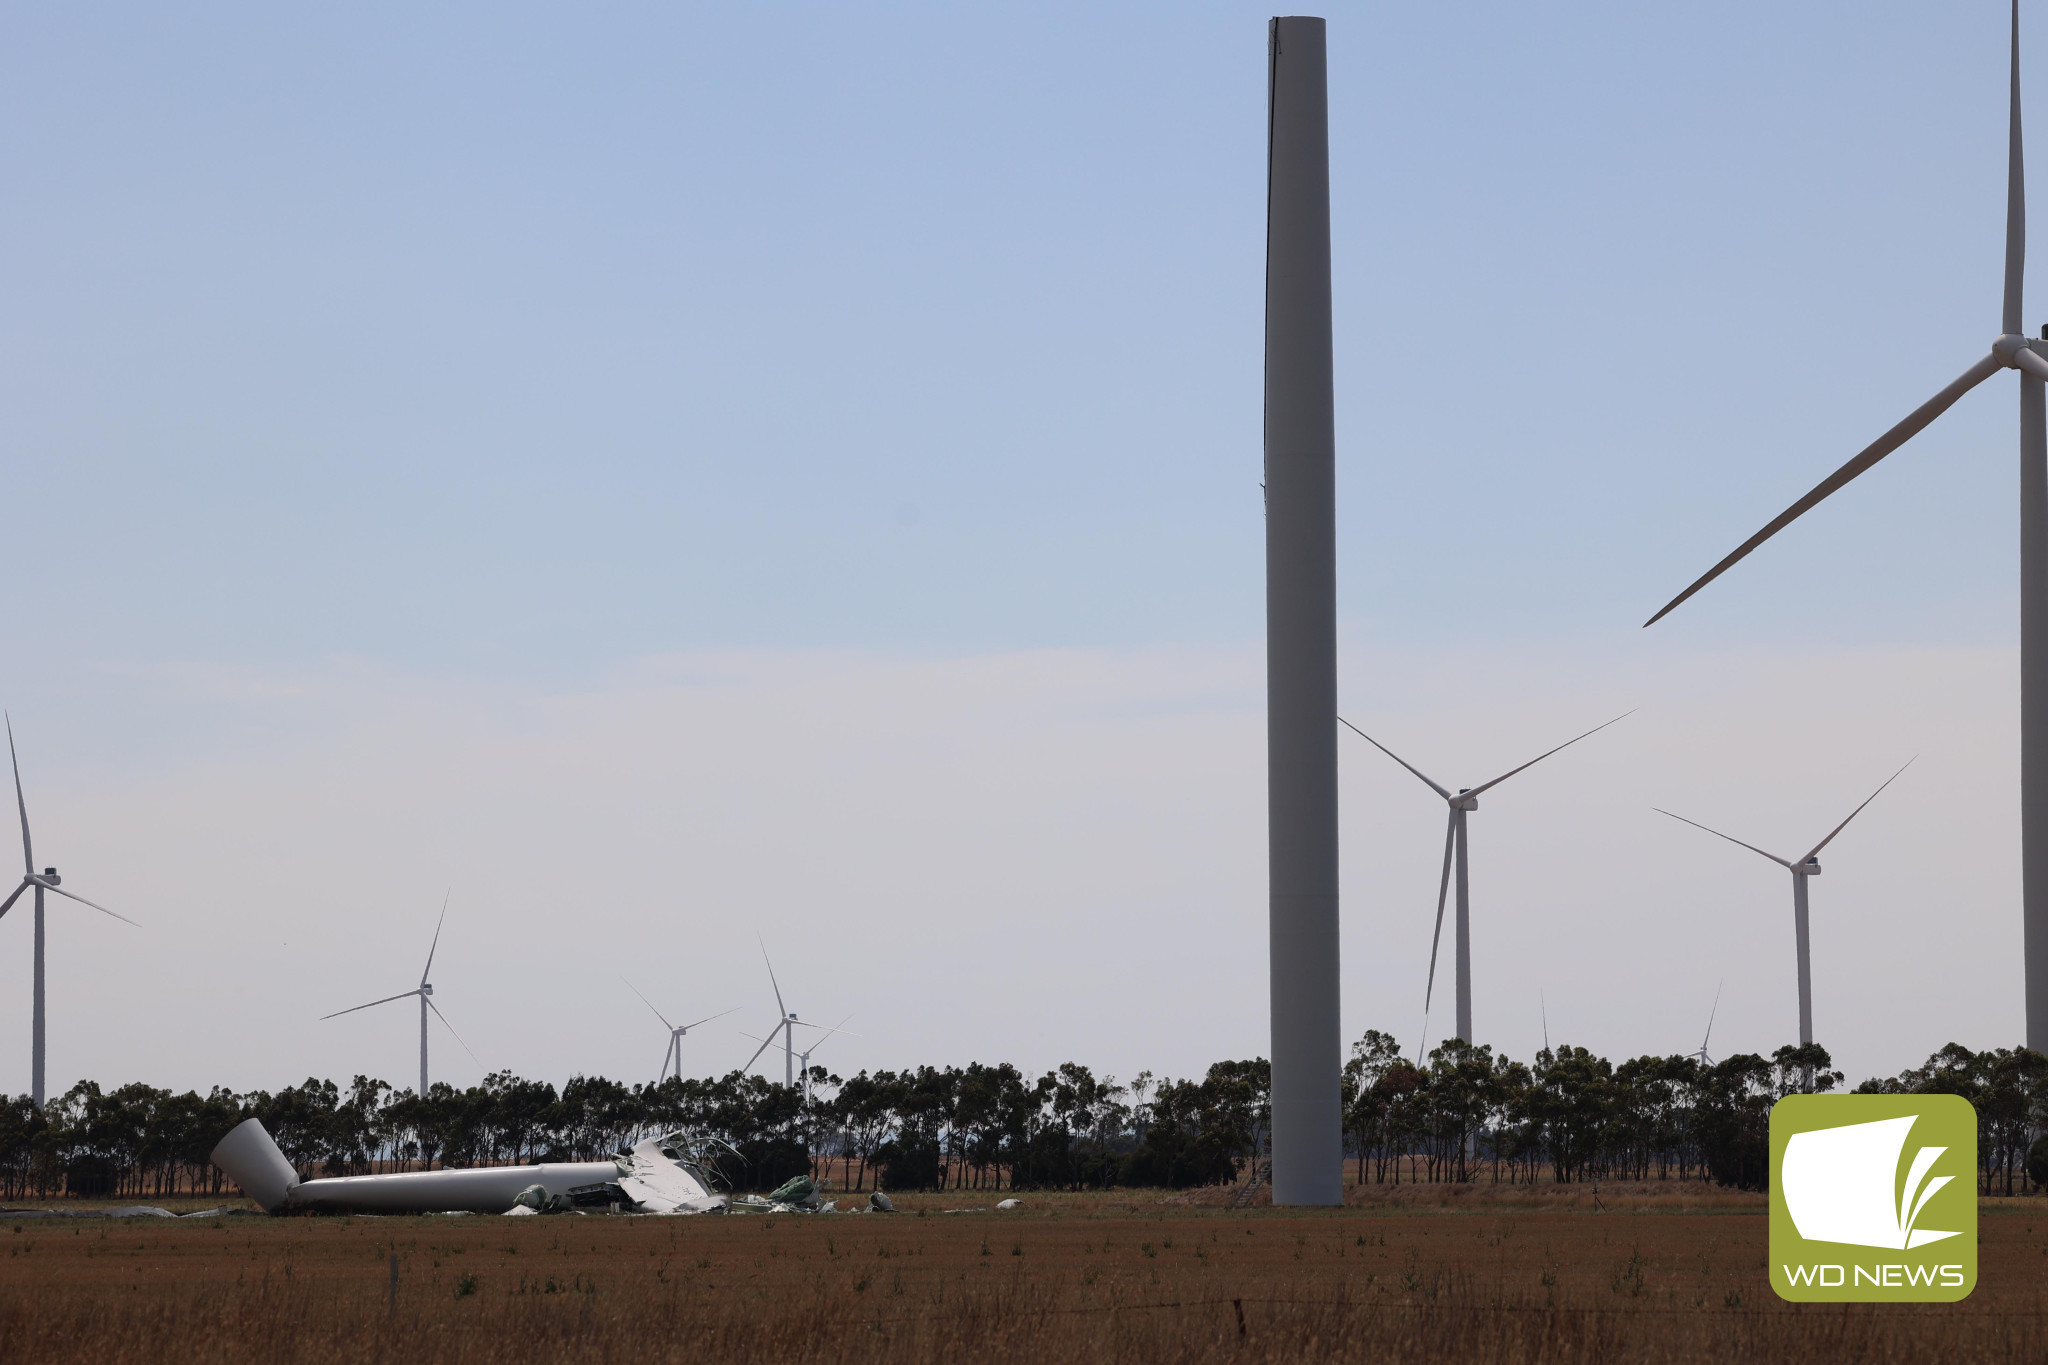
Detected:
[{"left": 0, "top": 1, "right": 2034, "bottom": 1100}]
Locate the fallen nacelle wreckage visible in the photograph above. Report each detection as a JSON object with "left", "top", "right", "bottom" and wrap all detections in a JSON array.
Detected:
[{"left": 210, "top": 1118, "right": 733, "bottom": 1216}]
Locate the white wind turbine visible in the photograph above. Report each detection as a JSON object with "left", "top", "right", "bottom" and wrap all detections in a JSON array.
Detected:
[
  {"left": 1692, "top": 981, "right": 1723, "bottom": 1067},
  {"left": 741, "top": 943, "right": 831, "bottom": 1088},
  {"left": 322, "top": 894, "right": 481, "bottom": 1094},
  {"left": 1656, "top": 761, "right": 1911, "bottom": 1049},
  {"left": 1644, "top": 2, "right": 2048, "bottom": 1050},
  {"left": 1340, "top": 712, "right": 1630, "bottom": 1048},
  {"left": 624, "top": 980, "right": 734, "bottom": 1084},
  {"left": 0, "top": 716, "right": 137, "bottom": 1109},
  {"left": 740, "top": 1014, "right": 854, "bottom": 1104}
]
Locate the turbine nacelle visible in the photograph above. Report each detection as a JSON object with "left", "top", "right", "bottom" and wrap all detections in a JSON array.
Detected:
[
  {"left": 421, "top": 982, "right": 434, "bottom": 997},
  {"left": 39, "top": 868, "right": 57, "bottom": 887},
  {"left": 1451, "top": 791, "right": 1478, "bottom": 812},
  {"left": 1993, "top": 332, "right": 2048, "bottom": 365},
  {"left": 1796, "top": 857, "right": 1822, "bottom": 877}
]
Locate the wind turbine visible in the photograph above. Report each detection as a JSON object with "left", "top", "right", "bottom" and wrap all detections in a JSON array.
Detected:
[
  {"left": 740, "top": 943, "right": 829, "bottom": 1088},
  {"left": 1693, "top": 981, "right": 1723, "bottom": 1067},
  {"left": 322, "top": 894, "right": 480, "bottom": 1094},
  {"left": 1340, "top": 712, "right": 1630, "bottom": 1048},
  {"left": 1643, "top": 2, "right": 2048, "bottom": 1050},
  {"left": 0, "top": 716, "right": 137, "bottom": 1110},
  {"left": 740, "top": 1014, "right": 853, "bottom": 1104},
  {"left": 623, "top": 980, "right": 734, "bottom": 1083},
  {"left": 1655, "top": 762, "right": 1911, "bottom": 1049}
]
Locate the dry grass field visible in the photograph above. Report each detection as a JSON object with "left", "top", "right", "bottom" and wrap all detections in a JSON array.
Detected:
[{"left": 0, "top": 1183, "right": 2044, "bottom": 1363}]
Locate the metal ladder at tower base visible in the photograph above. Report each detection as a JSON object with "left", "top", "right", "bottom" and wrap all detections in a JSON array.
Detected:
[{"left": 1228, "top": 1158, "right": 1271, "bottom": 1209}]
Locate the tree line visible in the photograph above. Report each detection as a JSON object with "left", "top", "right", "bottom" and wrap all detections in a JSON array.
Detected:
[{"left": 0, "top": 1035, "right": 2042, "bottom": 1203}]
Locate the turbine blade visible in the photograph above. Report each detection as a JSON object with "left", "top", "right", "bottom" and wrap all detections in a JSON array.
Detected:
[
  {"left": 1463, "top": 711, "right": 1634, "bottom": 799},
  {"left": 1701, "top": 979, "right": 1723, "bottom": 1054},
  {"left": 677, "top": 1006, "right": 740, "bottom": 1032},
  {"left": 800, "top": 1012, "right": 859, "bottom": 1047},
  {"left": 1643, "top": 353, "right": 2006, "bottom": 627},
  {"left": 2015, "top": 346, "right": 2048, "bottom": 383},
  {"left": 1424, "top": 809, "right": 1456, "bottom": 1012},
  {"left": 1800, "top": 758, "right": 1915, "bottom": 864},
  {"left": 321, "top": 988, "right": 421, "bottom": 1020},
  {"left": 2010, "top": 0, "right": 2027, "bottom": 337},
  {"left": 1337, "top": 717, "right": 1452, "bottom": 799},
  {"left": 420, "top": 889, "right": 450, "bottom": 986},
  {"left": 0, "top": 877, "right": 31, "bottom": 921},
  {"left": 1653, "top": 808, "right": 1794, "bottom": 868},
  {"left": 6, "top": 714, "right": 29, "bottom": 877},
  {"left": 740, "top": 1031, "right": 777, "bottom": 1074},
  {"left": 37, "top": 880, "right": 138, "bottom": 927},
  {"left": 426, "top": 997, "right": 484, "bottom": 1070},
  {"left": 759, "top": 937, "right": 787, "bottom": 1020},
  {"left": 623, "top": 977, "right": 674, "bottom": 1031}
]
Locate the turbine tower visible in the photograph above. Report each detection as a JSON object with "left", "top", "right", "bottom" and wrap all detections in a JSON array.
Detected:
[
  {"left": 1656, "top": 762, "right": 1910, "bottom": 1048},
  {"left": 1643, "top": 2, "right": 2048, "bottom": 1050},
  {"left": 624, "top": 980, "right": 733, "bottom": 1083},
  {"left": 1264, "top": 12, "right": 1341, "bottom": 1208},
  {"left": 1340, "top": 713, "right": 1629, "bottom": 1047},
  {"left": 0, "top": 717, "right": 136, "bottom": 1110},
  {"left": 322, "top": 894, "right": 479, "bottom": 1094}
]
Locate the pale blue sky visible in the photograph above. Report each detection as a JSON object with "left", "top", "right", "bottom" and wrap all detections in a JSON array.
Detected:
[{"left": 0, "top": 4, "right": 2034, "bottom": 1093}]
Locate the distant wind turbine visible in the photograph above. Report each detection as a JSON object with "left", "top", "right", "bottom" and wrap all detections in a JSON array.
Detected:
[
  {"left": 1340, "top": 712, "right": 1631, "bottom": 1047},
  {"left": 0, "top": 716, "right": 137, "bottom": 1110},
  {"left": 322, "top": 893, "right": 481, "bottom": 1094},
  {"left": 1641, "top": 3, "right": 2048, "bottom": 1051},
  {"left": 740, "top": 1014, "right": 854, "bottom": 1105},
  {"left": 624, "top": 980, "right": 734, "bottom": 1083},
  {"left": 1656, "top": 761, "right": 1911, "bottom": 1048},
  {"left": 741, "top": 942, "right": 831, "bottom": 1087},
  {"left": 1693, "top": 981, "right": 1723, "bottom": 1067}
]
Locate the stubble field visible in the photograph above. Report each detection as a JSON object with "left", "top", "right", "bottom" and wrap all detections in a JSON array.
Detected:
[{"left": 0, "top": 1183, "right": 2044, "bottom": 1363}]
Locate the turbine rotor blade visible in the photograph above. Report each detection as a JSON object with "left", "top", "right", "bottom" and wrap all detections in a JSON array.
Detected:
[
  {"left": 739, "top": 1031, "right": 777, "bottom": 1074},
  {"left": 1643, "top": 353, "right": 2006, "bottom": 627},
  {"left": 1653, "top": 808, "right": 1794, "bottom": 868},
  {"left": 1799, "top": 758, "right": 1915, "bottom": 864},
  {"left": 759, "top": 937, "right": 788, "bottom": 1020},
  {"left": 2014, "top": 347, "right": 2048, "bottom": 383},
  {"left": 1463, "top": 710, "right": 1635, "bottom": 800},
  {"left": 421, "top": 888, "right": 450, "bottom": 986},
  {"left": 426, "top": 997, "right": 484, "bottom": 1070},
  {"left": 321, "top": 988, "right": 421, "bottom": 1020},
  {"left": 1424, "top": 809, "right": 1457, "bottom": 1012},
  {"left": 2010, "top": 0, "right": 2027, "bottom": 337},
  {"left": 1701, "top": 979, "right": 1723, "bottom": 1054},
  {"left": 1337, "top": 717, "right": 1452, "bottom": 800},
  {"left": 677, "top": 1006, "right": 739, "bottom": 1032},
  {"left": 623, "top": 977, "right": 675, "bottom": 1031},
  {"left": 0, "top": 877, "right": 31, "bottom": 921},
  {"left": 36, "top": 879, "right": 138, "bottom": 927},
  {"left": 5, "top": 714, "right": 28, "bottom": 877}
]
